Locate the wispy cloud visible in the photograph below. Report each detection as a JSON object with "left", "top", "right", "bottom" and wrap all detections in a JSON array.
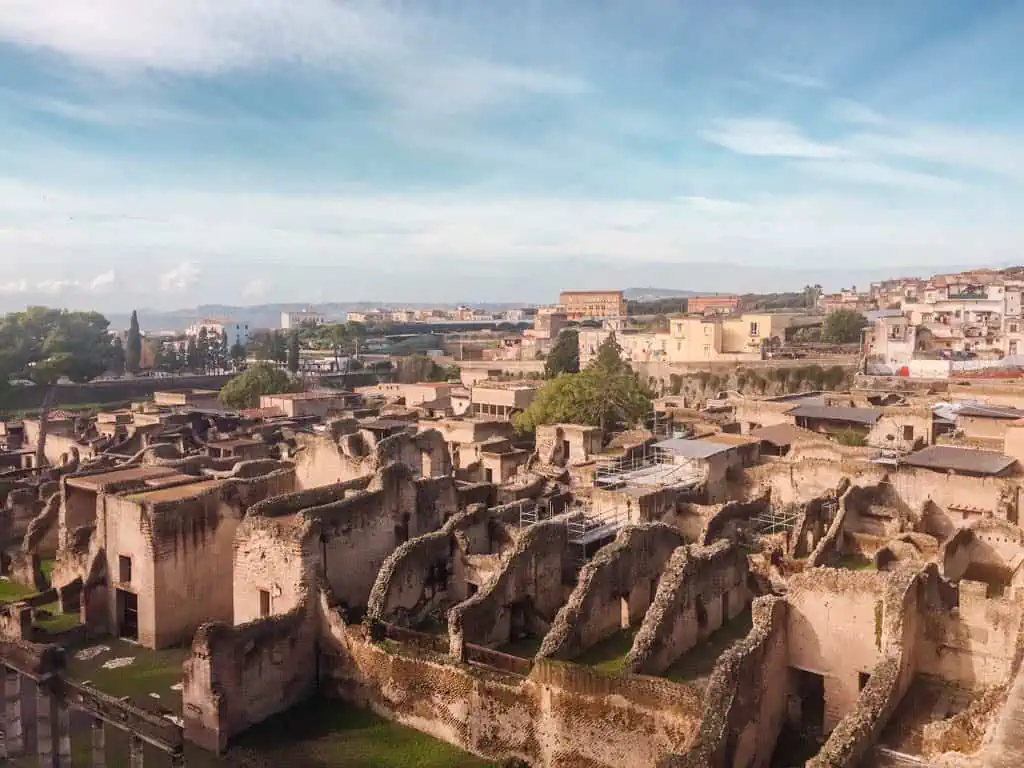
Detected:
[
  {"left": 701, "top": 119, "right": 848, "bottom": 159},
  {"left": 0, "top": 271, "right": 116, "bottom": 297},
  {"left": 761, "top": 68, "right": 827, "bottom": 89},
  {"left": 829, "top": 99, "right": 887, "bottom": 126},
  {"left": 159, "top": 262, "right": 200, "bottom": 292}
]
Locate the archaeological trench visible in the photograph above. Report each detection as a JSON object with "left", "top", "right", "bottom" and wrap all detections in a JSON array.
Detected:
[{"left": 0, "top": 410, "right": 1023, "bottom": 767}]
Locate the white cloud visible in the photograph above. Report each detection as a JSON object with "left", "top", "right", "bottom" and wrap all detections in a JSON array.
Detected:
[
  {"left": 830, "top": 99, "right": 886, "bottom": 126},
  {"left": 87, "top": 270, "right": 116, "bottom": 291},
  {"left": 701, "top": 119, "right": 849, "bottom": 159},
  {"left": 0, "top": 280, "right": 29, "bottom": 295},
  {"left": 159, "top": 262, "right": 200, "bottom": 292},
  {"left": 849, "top": 126, "right": 1024, "bottom": 178},
  {"left": 761, "top": 69, "right": 827, "bottom": 89},
  {"left": 799, "top": 159, "right": 966, "bottom": 192},
  {"left": 242, "top": 279, "right": 267, "bottom": 299}
]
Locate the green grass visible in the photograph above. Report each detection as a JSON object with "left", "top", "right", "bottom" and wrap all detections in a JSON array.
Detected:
[
  {"left": 40, "top": 558, "right": 55, "bottom": 586},
  {"left": 64, "top": 639, "right": 189, "bottom": 714},
  {"left": 217, "top": 697, "right": 493, "bottom": 767},
  {"left": 664, "top": 610, "right": 754, "bottom": 687},
  {"left": 574, "top": 627, "right": 640, "bottom": 673},
  {"left": 34, "top": 602, "right": 81, "bottom": 633},
  {"left": 0, "top": 578, "right": 36, "bottom": 604},
  {"left": 835, "top": 553, "right": 875, "bottom": 571}
]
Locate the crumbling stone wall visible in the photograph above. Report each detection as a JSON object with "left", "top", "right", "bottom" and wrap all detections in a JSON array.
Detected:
[
  {"left": 538, "top": 523, "right": 684, "bottom": 660},
  {"left": 662, "top": 596, "right": 789, "bottom": 768},
  {"left": 448, "top": 517, "right": 569, "bottom": 655},
  {"left": 625, "top": 540, "right": 750, "bottom": 676},
  {"left": 805, "top": 567, "right": 921, "bottom": 768},
  {"left": 366, "top": 505, "right": 491, "bottom": 625},
  {"left": 293, "top": 429, "right": 451, "bottom": 490},
  {"left": 327, "top": 617, "right": 704, "bottom": 768},
  {"left": 699, "top": 494, "right": 770, "bottom": 544},
  {"left": 939, "top": 517, "right": 1024, "bottom": 586},
  {"left": 183, "top": 597, "right": 318, "bottom": 753},
  {"left": 916, "top": 566, "right": 1024, "bottom": 687}
]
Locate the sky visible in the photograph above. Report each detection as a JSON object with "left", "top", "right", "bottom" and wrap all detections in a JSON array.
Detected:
[{"left": 1, "top": 0, "right": 1023, "bottom": 311}]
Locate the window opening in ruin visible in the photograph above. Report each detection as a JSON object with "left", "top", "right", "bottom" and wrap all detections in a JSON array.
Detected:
[
  {"left": 467, "top": 582, "right": 478, "bottom": 597},
  {"left": 858, "top": 671, "right": 871, "bottom": 691},
  {"left": 394, "top": 517, "right": 409, "bottom": 544},
  {"left": 561, "top": 439, "right": 571, "bottom": 460},
  {"left": 116, "top": 589, "right": 138, "bottom": 641},
  {"left": 902, "top": 425, "right": 914, "bottom": 441},
  {"left": 259, "top": 589, "right": 271, "bottom": 618},
  {"left": 510, "top": 601, "right": 528, "bottom": 641},
  {"left": 118, "top": 555, "right": 132, "bottom": 584},
  {"left": 696, "top": 596, "right": 708, "bottom": 630},
  {"left": 484, "top": 467, "right": 493, "bottom": 483}
]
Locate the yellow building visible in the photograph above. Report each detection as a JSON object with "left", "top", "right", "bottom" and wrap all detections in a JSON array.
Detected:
[{"left": 558, "top": 290, "right": 626, "bottom": 320}]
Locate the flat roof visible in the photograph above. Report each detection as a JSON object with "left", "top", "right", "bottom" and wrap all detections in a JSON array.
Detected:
[
  {"left": 66, "top": 466, "right": 182, "bottom": 491},
  {"left": 701, "top": 432, "right": 759, "bottom": 447},
  {"left": 956, "top": 403, "right": 1024, "bottom": 420},
  {"left": 263, "top": 391, "right": 352, "bottom": 401},
  {"left": 207, "top": 437, "right": 264, "bottom": 448},
  {"left": 654, "top": 437, "right": 734, "bottom": 459},
  {"left": 361, "top": 419, "right": 414, "bottom": 431},
  {"left": 787, "top": 404, "right": 882, "bottom": 426},
  {"left": 902, "top": 445, "right": 1016, "bottom": 476},
  {"left": 123, "top": 479, "right": 227, "bottom": 504}
]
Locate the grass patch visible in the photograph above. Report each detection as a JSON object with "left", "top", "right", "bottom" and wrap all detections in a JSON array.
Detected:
[
  {"left": 835, "top": 553, "right": 875, "bottom": 571},
  {"left": 0, "top": 578, "right": 36, "bottom": 604},
  {"left": 665, "top": 610, "right": 754, "bottom": 687},
  {"left": 34, "top": 602, "right": 80, "bottom": 633},
  {"left": 40, "top": 558, "right": 54, "bottom": 587},
  {"left": 219, "top": 696, "right": 493, "bottom": 767},
  {"left": 64, "top": 639, "right": 189, "bottom": 714},
  {"left": 574, "top": 627, "right": 639, "bottom": 673}
]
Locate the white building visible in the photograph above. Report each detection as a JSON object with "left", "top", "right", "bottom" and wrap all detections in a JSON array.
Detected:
[
  {"left": 186, "top": 319, "right": 252, "bottom": 349},
  {"left": 280, "top": 310, "right": 326, "bottom": 330}
]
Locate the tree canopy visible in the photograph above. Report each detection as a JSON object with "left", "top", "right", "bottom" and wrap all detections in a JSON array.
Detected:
[
  {"left": 219, "top": 363, "right": 297, "bottom": 409},
  {"left": 544, "top": 328, "right": 579, "bottom": 377},
  {"left": 515, "top": 334, "right": 651, "bottom": 434},
  {"left": 0, "top": 307, "right": 117, "bottom": 386},
  {"left": 821, "top": 309, "right": 868, "bottom": 344}
]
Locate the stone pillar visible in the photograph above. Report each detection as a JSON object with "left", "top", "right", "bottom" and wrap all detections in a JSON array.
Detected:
[
  {"left": 129, "top": 734, "right": 145, "bottom": 768},
  {"left": 4, "top": 667, "right": 22, "bottom": 756},
  {"left": 37, "top": 681, "right": 54, "bottom": 767},
  {"left": 57, "top": 700, "right": 71, "bottom": 768},
  {"left": 91, "top": 719, "right": 106, "bottom": 768}
]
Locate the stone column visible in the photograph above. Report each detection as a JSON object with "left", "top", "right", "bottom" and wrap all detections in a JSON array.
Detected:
[
  {"left": 57, "top": 699, "right": 71, "bottom": 768},
  {"left": 91, "top": 719, "right": 106, "bottom": 768},
  {"left": 129, "top": 734, "right": 145, "bottom": 768},
  {"left": 4, "top": 667, "right": 22, "bottom": 756},
  {"left": 37, "top": 681, "right": 54, "bottom": 767}
]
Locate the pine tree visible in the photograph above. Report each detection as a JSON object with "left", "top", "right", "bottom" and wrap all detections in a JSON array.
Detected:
[{"left": 287, "top": 332, "right": 300, "bottom": 374}]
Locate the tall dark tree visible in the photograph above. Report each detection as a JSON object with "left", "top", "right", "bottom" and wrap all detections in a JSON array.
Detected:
[
  {"left": 185, "top": 338, "right": 201, "bottom": 372},
  {"left": 125, "top": 310, "right": 142, "bottom": 373},
  {"left": 110, "top": 337, "right": 126, "bottom": 376},
  {"left": 287, "top": 332, "right": 300, "bottom": 374},
  {"left": 230, "top": 341, "right": 246, "bottom": 367},
  {"left": 545, "top": 329, "right": 580, "bottom": 377},
  {"left": 270, "top": 332, "right": 288, "bottom": 366},
  {"left": 822, "top": 310, "right": 868, "bottom": 344},
  {"left": 220, "top": 333, "right": 230, "bottom": 371},
  {"left": 196, "top": 327, "right": 210, "bottom": 373}
]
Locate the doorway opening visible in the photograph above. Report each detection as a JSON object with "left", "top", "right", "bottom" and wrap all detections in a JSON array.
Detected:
[{"left": 116, "top": 589, "right": 139, "bottom": 641}]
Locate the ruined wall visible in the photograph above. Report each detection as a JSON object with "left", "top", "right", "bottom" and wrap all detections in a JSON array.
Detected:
[
  {"left": 626, "top": 540, "right": 749, "bottom": 675},
  {"left": 785, "top": 569, "right": 891, "bottom": 732},
  {"left": 183, "top": 600, "right": 318, "bottom": 753},
  {"left": 663, "top": 596, "right": 789, "bottom": 768},
  {"left": 917, "top": 575, "right": 1024, "bottom": 687},
  {"left": 98, "top": 493, "right": 160, "bottom": 645},
  {"left": 366, "top": 505, "right": 491, "bottom": 624},
  {"left": 448, "top": 518, "right": 568, "bottom": 654},
  {"left": 805, "top": 568, "right": 921, "bottom": 768},
  {"left": 538, "top": 523, "right": 684, "bottom": 660},
  {"left": 293, "top": 429, "right": 451, "bottom": 490},
  {"left": 233, "top": 515, "right": 314, "bottom": 624},
  {"left": 327, "top": 619, "right": 704, "bottom": 768},
  {"left": 307, "top": 467, "right": 455, "bottom": 611}
]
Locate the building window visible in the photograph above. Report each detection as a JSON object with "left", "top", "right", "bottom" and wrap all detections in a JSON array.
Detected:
[
  {"left": 703, "top": 344, "right": 711, "bottom": 356},
  {"left": 902, "top": 425, "right": 914, "bottom": 441},
  {"left": 750, "top": 322, "right": 759, "bottom": 337},
  {"left": 1011, "top": 323, "right": 1019, "bottom": 333},
  {"left": 118, "top": 555, "right": 132, "bottom": 584},
  {"left": 259, "top": 589, "right": 271, "bottom": 618}
]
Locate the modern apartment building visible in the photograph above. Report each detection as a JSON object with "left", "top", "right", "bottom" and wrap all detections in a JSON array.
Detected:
[{"left": 280, "top": 310, "right": 326, "bottom": 330}]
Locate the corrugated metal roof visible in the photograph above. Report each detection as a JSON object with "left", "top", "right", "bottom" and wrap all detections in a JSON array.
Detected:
[
  {"left": 902, "top": 445, "right": 1016, "bottom": 476},
  {"left": 787, "top": 405, "right": 882, "bottom": 426},
  {"left": 654, "top": 437, "right": 733, "bottom": 459},
  {"left": 955, "top": 403, "right": 1024, "bottom": 420}
]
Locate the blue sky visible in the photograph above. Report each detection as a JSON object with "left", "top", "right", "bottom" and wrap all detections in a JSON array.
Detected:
[{"left": 1, "top": 0, "right": 1023, "bottom": 310}]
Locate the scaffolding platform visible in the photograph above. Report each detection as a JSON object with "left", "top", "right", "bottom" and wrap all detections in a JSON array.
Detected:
[
  {"left": 595, "top": 445, "right": 703, "bottom": 491},
  {"left": 751, "top": 506, "right": 803, "bottom": 535}
]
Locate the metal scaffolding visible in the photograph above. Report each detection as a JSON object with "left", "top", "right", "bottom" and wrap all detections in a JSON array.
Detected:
[
  {"left": 594, "top": 445, "right": 703, "bottom": 490},
  {"left": 565, "top": 501, "right": 627, "bottom": 568},
  {"left": 751, "top": 505, "right": 803, "bottom": 535}
]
